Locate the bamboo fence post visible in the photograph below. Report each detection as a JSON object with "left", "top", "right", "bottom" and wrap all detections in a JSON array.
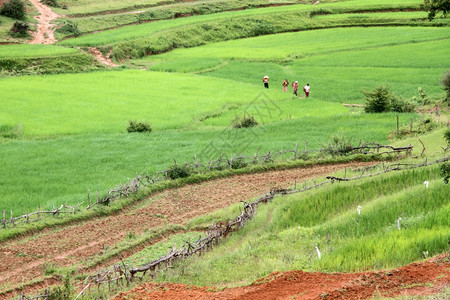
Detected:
[
  {"left": 2, "top": 210, "right": 5, "bottom": 228},
  {"left": 304, "top": 140, "right": 309, "bottom": 159},
  {"left": 10, "top": 210, "right": 14, "bottom": 227},
  {"left": 396, "top": 115, "right": 399, "bottom": 135},
  {"left": 194, "top": 154, "right": 199, "bottom": 173},
  {"left": 410, "top": 118, "right": 413, "bottom": 133},
  {"left": 294, "top": 144, "right": 298, "bottom": 160},
  {"left": 37, "top": 206, "right": 40, "bottom": 220}
]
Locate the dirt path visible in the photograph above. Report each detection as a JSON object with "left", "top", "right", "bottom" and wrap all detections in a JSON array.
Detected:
[
  {"left": 28, "top": 0, "right": 60, "bottom": 44},
  {"left": 87, "top": 47, "right": 119, "bottom": 66},
  {"left": 0, "top": 162, "right": 374, "bottom": 298},
  {"left": 112, "top": 255, "right": 449, "bottom": 300}
]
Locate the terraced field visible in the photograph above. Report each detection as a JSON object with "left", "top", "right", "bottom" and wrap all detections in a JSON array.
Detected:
[{"left": 0, "top": 0, "right": 448, "bottom": 298}]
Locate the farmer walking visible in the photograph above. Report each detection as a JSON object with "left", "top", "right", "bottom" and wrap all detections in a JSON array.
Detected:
[
  {"left": 282, "top": 79, "right": 289, "bottom": 92},
  {"left": 303, "top": 83, "right": 310, "bottom": 97},
  {"left": 292, "top": 81, "right": 299, "bottom": 96},
  {"left": 263, "top": 75, "right": 269, "bottom": 88}
]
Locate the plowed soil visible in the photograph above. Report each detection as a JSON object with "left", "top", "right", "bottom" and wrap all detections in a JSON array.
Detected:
[
  {"left": 113, "top": 255, "right": 450, "bottom": 300},
  {"left": 0, "top": 161, "right": 376, "bottom": 298}
]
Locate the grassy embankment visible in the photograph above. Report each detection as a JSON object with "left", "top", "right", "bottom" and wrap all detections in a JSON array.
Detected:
[
  {"left": 0, "top": 44, "right": 101, "bottom": 75},
  {"left": 53, "top": 0, "right": 305, "bottom": 37},
  {"left": 58, "top": 0, "right": 445, "bottom": 60},
  {"left": 2, "top": 25, "right": 447, "bottom": 216}
]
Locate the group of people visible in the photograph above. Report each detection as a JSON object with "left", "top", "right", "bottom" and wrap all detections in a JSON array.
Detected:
[{"left": 263, "top": 76, "right": 310, "bottom": 97}]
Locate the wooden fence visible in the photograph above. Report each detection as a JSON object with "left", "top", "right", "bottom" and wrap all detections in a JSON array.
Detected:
[
  {"left": 15, "top": 155, "right": 449, "bottom": 299},
  {"left": 2, "top": 142, "right": 414, "bottom": 229}
]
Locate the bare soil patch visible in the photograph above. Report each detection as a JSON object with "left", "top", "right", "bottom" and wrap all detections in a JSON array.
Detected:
[
  {"left": 0, "top": 162, "right": 374, "bottom": 298},
  {"left": 112, "top": 254, "right": 449, "bottom": 300}
]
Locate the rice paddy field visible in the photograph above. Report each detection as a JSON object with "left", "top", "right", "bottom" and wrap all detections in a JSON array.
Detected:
[
  {"left": 2, "top": 23, "right": 448, "bottom": 214},
  {"left": 0, "top": 0, "right": 449, "bottom": 297}
]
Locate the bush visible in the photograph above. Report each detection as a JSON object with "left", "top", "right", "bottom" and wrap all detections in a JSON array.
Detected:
[
  {"left": 167, "top": 164, "right": 191, "bottom": 180},
  {"left": 232, "top": 114, "right": 258, "bottom": 128},
  {"left": 55, "top": 22, "right": 80, "bottom": 37},
  {"left": 364, "top": 85, "right": 415, "bottom": 113},
  {"left": 229, "top": 157, "right": 247, "bottom": 169},
  {"left": 9, "top": 21, "right": 29, "bottom": 37},
  {"left": 444, "top": 127, "right": 450, "bottom": 144},
  {"left": 390, "top": 96, "right": 416, "bottom": 113},
  {"left": 0, "top": 0, "right": 26, "bottom": 20},
  {"left": 321, "top": 133, "right": 354, "bottom": 156},
  {"left": 0, "top": 124, "right": 23, "bottom": 138},
  {"left": 42, "top": 0, "right": 58, "bottom": 7},
  {"left": 363, "top": 85, "right": 393, "bottom": 113},
  {"left": 126, "top": 120, "right": 152, "bottom": 133}
]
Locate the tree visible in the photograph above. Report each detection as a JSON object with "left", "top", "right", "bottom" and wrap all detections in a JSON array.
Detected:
[
  {"left": 0, "top": 0, "right": 26, "bottom": 20},
  {"left": 422, "top": 0, "right": 450, "bottom": 20},
  {"left": 363, "top": 85, "right": 394, "bottom": 113}
]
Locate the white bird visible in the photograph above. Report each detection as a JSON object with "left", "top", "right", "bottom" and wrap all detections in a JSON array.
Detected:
[
  {"left": 424, "top": 181, "right": 429, "bottom": 188},
  {"left": 397, "top": 217, "right": 402, "bottom": 230},
  {"left": 315, "top": 246, "right": 321, "bottom": 259},
  {"left": 298, "top": 226, "right": 301, "bottom": 230},
  {"left": 357, "top": 205, "right": 362, "bottom": 215}
]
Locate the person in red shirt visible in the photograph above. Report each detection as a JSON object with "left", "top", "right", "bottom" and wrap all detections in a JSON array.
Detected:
[{"left": 292, "top": 81, "right": 299, "bottom": 96}]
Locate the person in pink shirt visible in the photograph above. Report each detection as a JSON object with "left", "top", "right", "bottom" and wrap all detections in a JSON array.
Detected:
[{"left": 282, "top": 79, "right": 289, "bottom": 92}]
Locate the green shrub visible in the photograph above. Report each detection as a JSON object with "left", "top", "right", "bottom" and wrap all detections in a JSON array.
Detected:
[
  {"left": 364, "top": 85, "right": 415, "bottom": 113},
  {"left": 321, "top": 133, "right": 354, "bottom": 156},
  {"left": 229, "top": 157, "right": 247, "bottom": 169},
  {"left": 363, "top": 85, "right": 395, "bottom": 113},
  {"left": 9, "top": 21, "right": 29, "bottom": 38},
  {"left": 444, "top": 127, "right": 450, "bottom": 144},
  {"left": 232, "top": 114, "right": 258, "bottom": 128},
  {"left": 167, "top": 164, "right": 192, "bottom": 180},
  {"left": 48, "top": 273, "right": 72, "bottom": 300},
  {"left": 0, "top": 124, "right": 23, "bottom": 138},
  {"left": 126, "top": 120, "right": 152, "bottom": 133},
  {"left": 0, "top": 0, "right": 26, "bottom": 20},
  {"left": 390, "top": 96, "right": 416, "bottom": 113},
  {"left": 55, "top": 22, "right": 80, "bottom": 37},
  {"left": 42, "top": 0, "right": 58, "bottom": 7}
]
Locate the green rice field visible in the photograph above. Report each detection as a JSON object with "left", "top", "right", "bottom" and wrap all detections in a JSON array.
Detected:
[{"left": 1, "top": 24, "right": 448, "bottom": 215}]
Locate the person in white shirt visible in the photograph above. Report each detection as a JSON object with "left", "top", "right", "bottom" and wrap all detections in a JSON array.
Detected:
[{"left": 303, "top": 83, "right": 310, "bottom": 97}]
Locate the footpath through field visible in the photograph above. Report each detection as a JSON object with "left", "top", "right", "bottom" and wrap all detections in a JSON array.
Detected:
[
  {"left": 0, "top": 161, "right": 376, "bottom": 298},
  {"left": 28, "top": 0, "right": 61, "bottom": 44}
]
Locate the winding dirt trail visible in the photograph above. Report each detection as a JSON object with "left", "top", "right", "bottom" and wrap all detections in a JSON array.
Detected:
[
  {"left": 28, "top": 0, "right": 60, "bottom": 44},
  {"left": 0, "top": 162, "right": 375, "bottom": 298}
]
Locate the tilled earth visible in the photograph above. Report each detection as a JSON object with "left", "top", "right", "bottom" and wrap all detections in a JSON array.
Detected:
[
  {"left": 112, "top": 254, "right": 449, "bottom": 300},
  {"left": 0, "top": 162, "right": 376, "bottom": 298}
]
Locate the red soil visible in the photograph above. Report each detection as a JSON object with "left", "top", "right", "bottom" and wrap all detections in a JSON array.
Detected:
[
  {"left": 0, "top": 162, "right": 376, "bottom": 298},
  {"left": 112, "top": 255, "right": 449, "bottom": 300}
]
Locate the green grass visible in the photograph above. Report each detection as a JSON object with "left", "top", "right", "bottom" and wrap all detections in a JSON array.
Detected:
[
  {"left": 58, "top": 0, "right": 424, "bottom": 48},
  {"left": 147, "top": 27, "right": 449, "bottom": 62},
  {"left": 1, "top": 25, "right": 447, "bottom": 216},
  {"left": 153, "top": 164, "right": 449, "bottom": 287},
  {"left": 0, "top": 44, "right": 79, "bottom": 58},
  {"left": 0, "top": 112, "right": 416, "bottom": 215}
]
